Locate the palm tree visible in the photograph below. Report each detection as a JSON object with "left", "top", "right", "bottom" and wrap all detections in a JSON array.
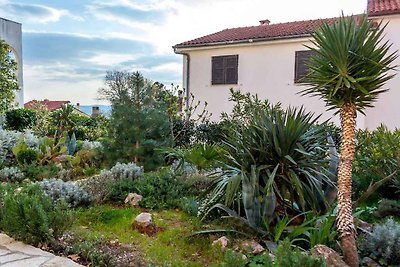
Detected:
[{"left": 300, "top": 15, "right": 397, "bottom": 267}]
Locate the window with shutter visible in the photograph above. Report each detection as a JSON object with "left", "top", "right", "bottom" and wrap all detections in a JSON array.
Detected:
[
  {"left": 211, "top": 55, "right": 238, "bottom": 85},
  {"left": 294, "top": 50, "right": 316, "bottom": 83}
]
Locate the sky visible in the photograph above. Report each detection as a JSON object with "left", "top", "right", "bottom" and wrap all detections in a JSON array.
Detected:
[{"left": 0, "top": 0, "right": 367, "bottom": 105}]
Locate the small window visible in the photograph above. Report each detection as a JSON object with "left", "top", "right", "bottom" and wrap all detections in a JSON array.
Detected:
[
  {"left": 212, "top": 55, "right": 238, "bottom": 85},
  {"left": 294, "top": 50, "right": 316, "bottom": 83}
]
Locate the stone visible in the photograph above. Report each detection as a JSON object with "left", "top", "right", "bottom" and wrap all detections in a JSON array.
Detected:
[
  {"left": 42, "top": 256, "right": 83, "bottom": 267},
  {"left": 362, "top": 257, "right": 381, "bottom": 267},
  {"left": 311, "top": 245, "right": 349, "bottom": 267},
  {"left": 124, "top": 193, "right": 143, "bottom": 207},
  {"left": 133, "top": 212, "right": 157, "bottom": 236},
  {"left": 241, "top": 240, "right": 265, "bottom": 255},
  {"left": 212, "top": 236, "right": 229, "bottom": 249},
  {"left": 0, "top": 252, "right": 30, "bottom": 264}
]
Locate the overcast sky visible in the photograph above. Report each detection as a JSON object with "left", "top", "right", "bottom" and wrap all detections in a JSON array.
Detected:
[{"left": 0, "top": 0, "right": 367, "bottom": 105}]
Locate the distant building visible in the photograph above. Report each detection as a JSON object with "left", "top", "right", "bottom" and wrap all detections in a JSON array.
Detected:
[
  {"left": 0, "top": 17, "right": 23, "bottom": 107},
  {"left": 24, "top": 100, "right": 90, "bottom": 117}
]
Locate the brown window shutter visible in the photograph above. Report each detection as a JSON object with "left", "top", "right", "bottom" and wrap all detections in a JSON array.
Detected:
[
  {"left": 212, "top": 55, "right": 238, "bottom": 85},
  {"left": 295, "top": 50, "right": 316, "bottom": 83},
  {"left": 212, "top": 56, "right": 224, "bottom": 84}
]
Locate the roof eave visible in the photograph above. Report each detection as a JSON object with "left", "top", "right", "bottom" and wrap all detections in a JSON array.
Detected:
[{"left": 173, "top": 33, "right": 313, "bottom": 51}]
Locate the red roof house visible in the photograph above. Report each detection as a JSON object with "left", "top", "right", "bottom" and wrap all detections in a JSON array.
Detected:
[
  {"left": 24, "top": 99, "right": 70, "bottom": 111},
  {"left": 173, "top": 0, "right": 400, "bottom": 130}
]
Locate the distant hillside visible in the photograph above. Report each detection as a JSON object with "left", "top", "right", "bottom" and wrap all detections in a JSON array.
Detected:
[{"left": 77, "top": 105, "right": 112, "bottom": 117}]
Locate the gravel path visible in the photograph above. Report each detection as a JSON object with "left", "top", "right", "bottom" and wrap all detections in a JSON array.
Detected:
[{"left": 0, "top": 234, "right": 82, "bottom": 267}]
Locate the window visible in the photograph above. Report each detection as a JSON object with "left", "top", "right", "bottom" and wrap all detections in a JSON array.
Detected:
[
  {"left": 211, "top": 55, "right": 238, "bottom": 85},
  {"left": 294, "top": 50, "right": 316, "bottom": 83}
]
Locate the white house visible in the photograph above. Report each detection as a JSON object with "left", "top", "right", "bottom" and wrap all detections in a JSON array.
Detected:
[
  {"left": 173, "top": 0, "right": 400, "bottom": 130},
  {"left": 0, "top": 17, "right": 23, "bottom": 107}
]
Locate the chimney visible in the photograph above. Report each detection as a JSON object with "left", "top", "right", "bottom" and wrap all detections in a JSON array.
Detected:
[
  {"left": 92, "top": 106, "right": 100, "bottom": 117},
  {"left": 259, "top": 19, "right": 270, "bottom": 26},
  {"left": 76, "top": 103, "right": 80, "bottom": 110}
]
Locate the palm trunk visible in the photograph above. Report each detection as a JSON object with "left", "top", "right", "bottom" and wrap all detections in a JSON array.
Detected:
[{"left": 337, "top": 103, "right": 359, "bottom": 267}]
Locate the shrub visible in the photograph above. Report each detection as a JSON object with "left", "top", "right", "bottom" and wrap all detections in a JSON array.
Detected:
[
  {"left": 374, "top": 199, "right": 400, "bottom": 218},
  {"left": 39, "top": 179, "right": 93, "bottom": 208},
  {"left": 76, "top": 162, "right": 143, "bottom": 202},
  {"left": 360, "top": 218, "right": 400, "bottom": 266},
  {"left": 132, "top": 170, "right": 193, "bottom": 210},
  {"left": 81, "top": 140, "right": 103, "bottom": 150},
  {"left": 221, "top": 239, "right": 326, "bottom": 267},
  {"left": 16, "top": 148, "right": 37, "bottom": 165},
  {"left": 0, "top": 129, "right": 20, "bottom": 166},
  {"left": 22, "top": 164, "right": 60, "bottom": 181},
  {"left": 104, "top": 162, "right": 143, "bottom": 181},
  {"left": 353, "top": 126, "right": 400, "bottom": 200},
  {"left": 56, "top": 168, "right": 77, "bottom": 181},
  {"left": 0, "top": 185, "right": 73, "bottom": 245},
  {"left": 106, "top": 179, "right": 136, "bottom": 203},
  {"left": 5, "top": 108, "right": 36, "bottom": 132},
  {"left": 0, "top": 167, "right": 25, "bottom": 182}
]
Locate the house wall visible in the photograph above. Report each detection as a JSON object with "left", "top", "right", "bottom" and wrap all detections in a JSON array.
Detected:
[
  {"left": 364, "top": 14, "right": 400, "bottom": 130},
  {"left": 0, "top": 18, "right": 23, "bottom": 107},
  {"left": 178, "top": 15, "right": 400, "bottom": 130}
]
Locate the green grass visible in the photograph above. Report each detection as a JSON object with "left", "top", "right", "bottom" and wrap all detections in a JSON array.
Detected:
[{"left": 71, "top": 205, "right": 226, "bottom": 266}]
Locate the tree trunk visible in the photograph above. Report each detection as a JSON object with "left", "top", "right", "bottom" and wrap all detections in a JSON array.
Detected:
[{"left": 337, "top": 103, "right": 359, "bottom": 267}]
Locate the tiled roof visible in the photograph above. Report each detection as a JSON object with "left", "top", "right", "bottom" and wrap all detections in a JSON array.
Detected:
[
  {"left": 174, "top": 17, "right": 341, "bottom": 49},
  {"left": 368, "top": 0, "right": 400, "bottom": 16},
  {"left": 24, "top": 100, "right": 70, "bottom": 111}
]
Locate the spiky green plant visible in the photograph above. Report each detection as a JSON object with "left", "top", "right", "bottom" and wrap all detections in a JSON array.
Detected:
[{"left": 300, "top": 15, "right": 398, "bottom": 267}]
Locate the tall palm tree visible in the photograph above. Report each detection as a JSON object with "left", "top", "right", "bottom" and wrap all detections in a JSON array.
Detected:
[{"left": 300, "top": 15, "right": 397, "bottom": 267}]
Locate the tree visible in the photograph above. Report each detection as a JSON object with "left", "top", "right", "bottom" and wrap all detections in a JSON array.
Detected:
[
  {"left": 0, "top": 40, "right": 19, "bottom": 113},
  {"left": 300, "top": 15, "right": 397, "bottom": 267},
  {"left": 99, "top": 71, "right": 171, "bottom": 170}
]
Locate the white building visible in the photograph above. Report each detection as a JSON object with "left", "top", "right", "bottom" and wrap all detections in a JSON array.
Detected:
[
  {"left": 173, "top": 0, "right": 400, "bottom": 130},
  {"left": 0, "top": 17, "right": 23, "bottom": 107}
]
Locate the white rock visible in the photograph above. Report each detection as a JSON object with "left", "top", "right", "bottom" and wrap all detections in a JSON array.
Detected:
[
  {"left": 124, "top": 193, "right": 142, "bottom": 206},
  {"left": 212, "top": 236, "right": 229, "bottom": 249},
  {"left": 241, "top": 240, "right": 265, "bottom": 255}
]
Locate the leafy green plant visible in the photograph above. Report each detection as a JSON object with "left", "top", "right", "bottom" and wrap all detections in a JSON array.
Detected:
[
  {"left": 133, "top": 169, "right": 193, "bottom": 210},
  {"left": 0, "top": 185, "right": 73, "bottom": 245},
  {"left": 68, "top": 241, "right": 115, "bottom": 267},
  {"left": 5, "top": 108, "right": 37, "bottom": 131},
  {"left": 353, "top": 126, "right": 400, "bottom": 201},
  {"left": 22, "top": 164, "right": 60, "bottom": 181},
  {"left": 37, "top": 134, "right": 68, "bottom": 165},
  {"left": 165, "top": 143, "right": 227, "bottom": 172},
  {"left": 221, "top": 239, "right": 326, "bottom": 267},
  {"left": 274, "top": 239, "right": 326, "bottom": 267},
  {"left": 106, "top": 178, "right": 136, "bottom": 203}
]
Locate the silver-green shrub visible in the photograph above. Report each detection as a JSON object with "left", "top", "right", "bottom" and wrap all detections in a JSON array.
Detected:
[
  {"left": 0, "top": 130, "right": 39, "bottom": 166},
  {"left": 81, "top": 140, "right": 102, "bottom": 150},
  {"left": 361, "top": 218, "right": 400, "bottom": 265},
  {"left": 0, "top": 130, "right": 20, "bottom": 166},
  {"left": 76, "top": 162, "right": 143, "bottom": 202},
  {"left": 103, "top": 162, "right": 143, "bottom": 180},
  {"left": 39, "top": 178, "right": 93, "bottom": 208},
  {"left": 0, "top": 167, "right": 25, "bottom": 182}
]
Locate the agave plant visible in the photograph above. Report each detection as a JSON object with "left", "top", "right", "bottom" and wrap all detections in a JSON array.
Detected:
[{"left": 300, "top": 15, "right": 397, "bottom": 266}]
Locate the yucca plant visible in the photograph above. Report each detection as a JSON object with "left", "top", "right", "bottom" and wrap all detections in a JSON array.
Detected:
[
  {"left": 206, "top": 93, "right": 337, "bottom": 234},
  {"left": 300, "top": 15, "right": 398, "bottom": 266}
]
